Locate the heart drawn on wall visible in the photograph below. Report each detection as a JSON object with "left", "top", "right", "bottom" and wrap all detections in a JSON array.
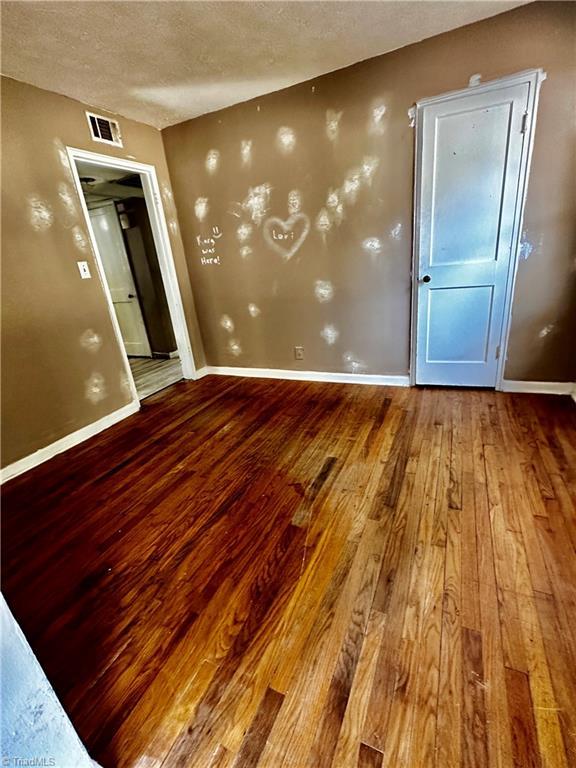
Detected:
[{"left": 263, "top": 213, "right": 310, "bottom": 261}]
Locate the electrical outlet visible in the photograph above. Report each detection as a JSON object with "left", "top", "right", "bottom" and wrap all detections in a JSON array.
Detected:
[{"left": 294, "top": 346, "right": 304, "bottom": 361}]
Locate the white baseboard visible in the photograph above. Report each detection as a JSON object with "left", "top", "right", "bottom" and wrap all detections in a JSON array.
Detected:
[
  {"left": 196, "top": 365, "right": 410, "bottom": 387},
  {"left": 1, "top": 400, "right": 140, "bottom": 484},
  {"left": 501, "top": 380, "right": 576, "bottom": 396}
]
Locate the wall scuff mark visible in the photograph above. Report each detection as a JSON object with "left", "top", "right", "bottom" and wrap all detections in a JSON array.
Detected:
[
  {"left": 237, "top": 222, "right": 253, "bottom": 243},
  {"left": 205, "top": 149, "right": 220, "bottom": 175},
  {"left": 194, "top": 197, "right": 209, "bottom": 222},
  {"left": 519, "top": 231, "right": 534, "bottom": 260},
  {"left": 79, "top": 329, "right": 102, "bottom": 353},
  {"left": 58, "top": 182, "right": 78, "bottom": 225},
  {"left": 325, "top": 109, "right": 343, "bottom": 143},
  {"left": 326, "top": 188, "right": 344, "bottom": 225},
  {"left": 314, "top": 280, "right": 334, "bottom": 303},
  {"left": 220, "top": 314, "right": 234, "bottom": 333},
  {"left": 362, "top": 237, "right": 383, "bottom": 257},
  {"left": 315, "top": 208, "right": 332, "bottom": 239},
  {"left": 241, "top": 140, "right": 252, "bottom": 168},
  {"left": 53, "top": 138, "right": 74, "bottom": 180},
  {"left": 321, "top": 324, "right": 339, "bottom": 345},
  {"left": 161, "top": 183, "right": 173, "bottom": 205},
  {"left": 342, "top": 168, "right": 363, "bottom": 205},
  {"left": 28, "top": 195, "right": 54, "bottom": 232},
  {"left": 227, "top": 338, "right": 242, "bottom": 356},
  {"left": 72, "top": 224, "right": 89, "bottom": 253},
  {"left": 276, "top": 126, "right": 296, "bottom": 155},
  {"left": 361, "top": 156, "right": 380, "bottom": 186},
  {"left": 368, "top": 100, "right": 387, "bottom": 136},
  {"left": 238, "top": 183, "right": 272, "bottom": 225},
  {"left": 85, "top": 372, "right": 107, "bottom": 404},
  {"left": 288, "top": 190, "right": 302, "bottom": 215},
  {"left": 343, "top": 352, "right": 367, "bottom": 373},
  {"left": 538, "top": 323, "right": 555, "bottom": 338}
]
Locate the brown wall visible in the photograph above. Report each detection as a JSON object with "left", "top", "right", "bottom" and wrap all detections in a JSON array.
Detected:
[
  {"left": 162, "top": 1, "right": 575, "bottom": 382},
  {"left": 2, "top": 2, "right": 574, "bottom": 469},
  {"left": 1, "top": 77, "right": 205, "bottom": 468}
]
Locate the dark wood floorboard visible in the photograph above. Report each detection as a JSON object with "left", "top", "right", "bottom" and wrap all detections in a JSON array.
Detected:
[{"left": 2, "top": 377, "right": 575, "bottom": 768}]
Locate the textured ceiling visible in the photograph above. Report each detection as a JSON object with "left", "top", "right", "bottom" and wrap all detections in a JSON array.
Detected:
[{"left": 2, "top": 1, "right": 529, "bottom": 129}]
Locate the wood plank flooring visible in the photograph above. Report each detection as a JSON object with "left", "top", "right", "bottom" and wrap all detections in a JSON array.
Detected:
[
  {"left": 2, "top": 377, "right": 575, "bottom": 768},
  {"left": 129, "top": 356, "right": 183, "bottom": 399}
]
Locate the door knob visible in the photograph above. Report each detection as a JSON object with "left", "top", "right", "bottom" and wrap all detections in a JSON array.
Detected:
[
  {"left": 128, "top": 293, "right": 136, "bottom": 298},
  {"left": 421, "top": 275, "right": 431, "bottom": 283}
]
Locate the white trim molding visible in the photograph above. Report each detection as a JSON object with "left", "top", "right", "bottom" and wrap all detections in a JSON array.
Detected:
[
  {"left": 196, "top": 366, "right": 410, "bottom": 387},
  {"left": 501, "top": 380, "right": 576, "bottom": 396},
  {"left": 66, "top": 146, "right": 197, "bottom": 386},
  {"left": 1, "top": 402, "right": 140, "bottom": 484}
]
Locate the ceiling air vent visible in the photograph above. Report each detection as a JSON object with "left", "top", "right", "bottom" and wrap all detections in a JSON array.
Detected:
[{"left": 86, "top": 111, "right": 123, "bottom": 147}]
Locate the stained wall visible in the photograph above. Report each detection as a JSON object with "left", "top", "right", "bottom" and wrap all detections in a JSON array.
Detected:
[
  {"left": 2, "top": 3, "right": 575, "bottom": 470},
  {"left": 162, "top": 1, "right": 575, "bottom": 382},
  {"left": 1, "top": 77, "right": 205, "bottom": 468}
]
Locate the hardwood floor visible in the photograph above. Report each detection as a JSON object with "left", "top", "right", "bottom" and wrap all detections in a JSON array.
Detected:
[
  {"left": 129, "top": 356, "right": 183, "bottom": 399},
  {"left": 2, "top": 377, "right": 575, "bottom": 768}
]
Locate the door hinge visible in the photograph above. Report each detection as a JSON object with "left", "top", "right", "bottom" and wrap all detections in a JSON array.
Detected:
[
  {"left": 495, "top": 345, "right": 501, "bottom": 360},
  {"left": 521, "top": 112, "right": 529, "bottom": 134}
]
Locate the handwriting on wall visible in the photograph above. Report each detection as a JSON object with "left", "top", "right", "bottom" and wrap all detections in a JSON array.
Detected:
[
  {"left": 197, "top": 225, "right": 223, "bottom": 265},
  {"left": 263, "top": 214, "right": 310, "bottom": 261}
]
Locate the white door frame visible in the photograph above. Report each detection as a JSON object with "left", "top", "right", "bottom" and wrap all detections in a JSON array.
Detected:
[
  {"left": 67, "top": 147, "right": 197, "bottom": 406},
  {"left": 409, "top": 68, "right": 546, "bottom": 390}
]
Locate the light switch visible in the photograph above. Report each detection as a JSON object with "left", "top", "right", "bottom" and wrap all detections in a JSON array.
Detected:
[{"left": 77, "top": 261, "right": 91, "bottom": 279}]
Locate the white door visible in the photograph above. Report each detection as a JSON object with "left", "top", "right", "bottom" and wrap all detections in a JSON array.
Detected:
[
  {"left": 89, "top": 204, "right": 152, "bottom": 357},
  {"left": 414, "top": 79, "right": 532, "bottom": 387}
]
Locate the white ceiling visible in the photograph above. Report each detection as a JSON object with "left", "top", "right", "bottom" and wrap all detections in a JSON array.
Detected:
[{"left": 2, "top": 1, "right": 528, "bottom": 129}]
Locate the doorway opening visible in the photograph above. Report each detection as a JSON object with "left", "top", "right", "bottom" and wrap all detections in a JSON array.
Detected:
[{"left": 68, "top": 148, "right": 195, "bottom": 401}]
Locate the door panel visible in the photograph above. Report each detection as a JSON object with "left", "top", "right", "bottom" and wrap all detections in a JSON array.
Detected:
[
  {"left": 430, "top": 104, "right": 511, "bottom": 266},
  {"left": 427, "top": 286, "right": 493, "bottom": 363},
  {"left": 415, "top": 82, "right": 530, "bottom": 387},
  {"left": 89, "top": 204, "right": 152, "bottom": 357}
]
